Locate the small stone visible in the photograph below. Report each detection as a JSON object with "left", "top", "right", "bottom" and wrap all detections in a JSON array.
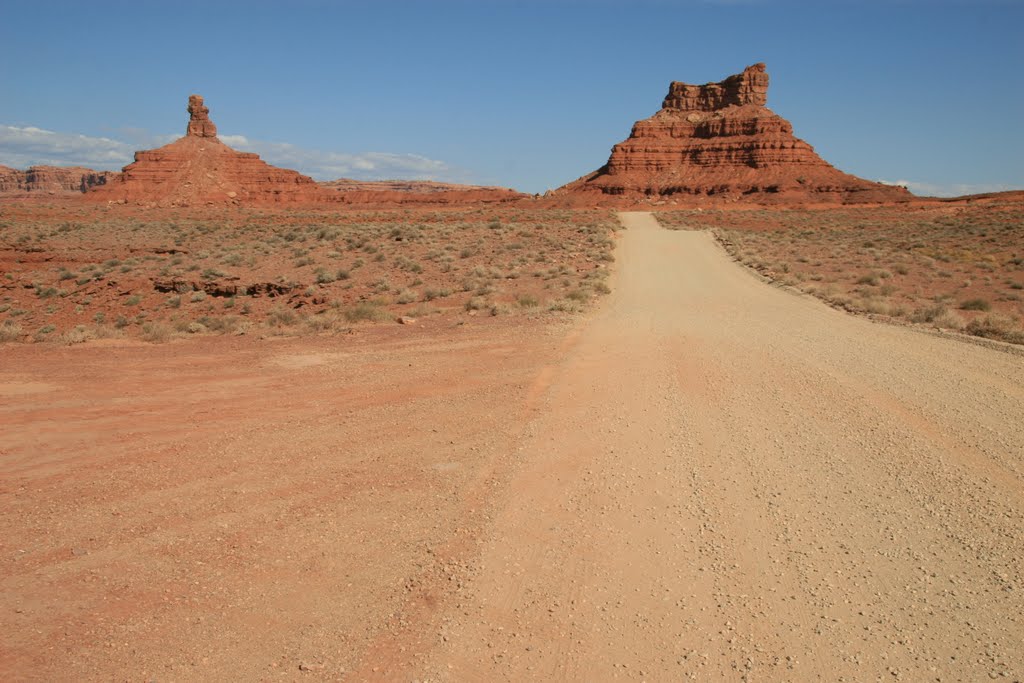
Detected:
[{"left": 398, "top": 316, "right": 417, "bottom": 325}]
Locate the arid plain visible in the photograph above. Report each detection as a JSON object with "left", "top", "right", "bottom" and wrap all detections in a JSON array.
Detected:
[{"left": 3, "top": 63, "right": 1024, "bottom": 682}]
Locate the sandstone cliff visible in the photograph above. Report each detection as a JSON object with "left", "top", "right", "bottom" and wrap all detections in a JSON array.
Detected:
[
  {"left": 0, "top": 164, "right": 114, "bottom": 196},
  {"left": 555, "top": 63, "right": 911, "bottom": 204}
]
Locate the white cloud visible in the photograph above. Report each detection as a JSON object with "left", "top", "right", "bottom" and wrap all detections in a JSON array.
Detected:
[
  {"left": 221, "top": 136, "right": 456, "bottom": 181},
  {"left": 878, "top": 179, "right": 1020, "bottom": 197},
  {"left": 0, "top": 125, "right": 135, "bottom": 169},
  {"left": 1, "top": 123, "right": 461, "bottom": 182}
]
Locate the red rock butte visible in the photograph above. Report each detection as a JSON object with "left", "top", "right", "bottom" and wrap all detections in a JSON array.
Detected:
[
  {"left": 87, "top": 95, "right": 327, "bottom": 206},
  {"left": 555, "top": 63, "right": 911, "bottom": 204}
]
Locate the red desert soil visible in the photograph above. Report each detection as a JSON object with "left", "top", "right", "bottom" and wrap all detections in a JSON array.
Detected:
[{"left": 2, "top": 212, "right": 1023, "bottom": 681}]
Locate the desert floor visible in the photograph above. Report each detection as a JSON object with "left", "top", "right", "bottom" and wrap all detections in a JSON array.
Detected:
[{"left": 2, "top": 212, "right": 1022, "bottom": 681}]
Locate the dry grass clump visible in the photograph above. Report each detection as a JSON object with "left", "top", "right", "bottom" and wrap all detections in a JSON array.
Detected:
[
  {"left": 343, "top": 301, "right": 389, "bottom": 323},
  {"left": 0, "top": 321, "right": 24, "bottom": 343},
  {"left": 672, "top": 201, "right": 1024, "bottom": 345},
  {"left": 141, "top": 321, "right": 175, "bottom": 343}
]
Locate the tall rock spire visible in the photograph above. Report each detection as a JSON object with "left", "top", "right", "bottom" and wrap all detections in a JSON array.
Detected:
[
  {"left": 87, "top": 94, "right": 325, "bottom": 206},
  {"left": 186, "top": 94, "right": 218, "bottom": 138}
]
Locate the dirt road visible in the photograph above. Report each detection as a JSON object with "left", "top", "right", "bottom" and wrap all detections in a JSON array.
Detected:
[
  {"left": 2, "top": 212, "right": 1023, "bottom": 681},
  {"left": 406, "top": 212, "right": 1024, "bottom": 681}
]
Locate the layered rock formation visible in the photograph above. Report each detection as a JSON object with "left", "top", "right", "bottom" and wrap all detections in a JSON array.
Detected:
[
  {"left": 88, "top": 95, "right": 327, "bottom": 206},
  {"left": 320, "top": 178, "right": 527, "bottom": 204},
  {"left": 0, "top": 164, "right": 114, "bottom": 196},
  {"left": 185, "top": 95, "right": 218, "bottom": 138},
  {"left": 556, "top": 63, "right": 911, "bottom": 204}
]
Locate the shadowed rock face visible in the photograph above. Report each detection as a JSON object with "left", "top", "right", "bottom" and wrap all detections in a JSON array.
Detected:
[
  {"left": 555, "top": 63, "right": 911, "bottom": 204},
  {"left": 88, "top": 95, "right": 327, "bottom": 206}
]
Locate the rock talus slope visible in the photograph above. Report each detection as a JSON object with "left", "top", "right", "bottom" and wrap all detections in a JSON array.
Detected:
[
  {"left": 87, "top": 95, "right": 327, "bottom": 206},
  {"left": 556, "top": 63, "right": 911, "bottom": 204}
]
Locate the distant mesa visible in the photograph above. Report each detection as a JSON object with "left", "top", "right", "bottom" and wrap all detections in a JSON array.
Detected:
[
  {"left": 554, "top": 63, "right": 912, "bottom": 204},
  {"left": 0, "top": 164, "right": 114, "bottom": 197},
  {"left": 320, "top": 178, "right": 527, "bottom": 205},
  {"left": 87, "top": 95, "right": 327, "bottom": 206}
]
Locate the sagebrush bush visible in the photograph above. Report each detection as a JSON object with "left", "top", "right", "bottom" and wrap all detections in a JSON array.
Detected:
[{"left": 965, "top": 314, "right": 1024, "bottom": 344}]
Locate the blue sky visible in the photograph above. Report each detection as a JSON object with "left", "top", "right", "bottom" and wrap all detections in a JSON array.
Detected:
[{"left": 2, "top": 0, "right": 1022, "bottom": 195}]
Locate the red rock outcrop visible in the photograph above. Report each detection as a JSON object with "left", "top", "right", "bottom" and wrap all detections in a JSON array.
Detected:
[
  {"left": 554, "top": 63, "right": 911, "bottom": 204},
  {"left": 320, "top": 178, "right": 527, "bottom": 205},
  {"left": 0, "top": 164, "right": 114, "bottom": 196},
  {"left": 185, "top": 95, "right": 218, "bottom": 138},
  {"left": 88, "top": 95, "right": 328, "bottom": 206}
]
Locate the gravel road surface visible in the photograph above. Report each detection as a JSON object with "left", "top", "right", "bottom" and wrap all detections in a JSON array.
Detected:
[{"left": 408, "top": 211, "right": 1024, "bottom": 682}]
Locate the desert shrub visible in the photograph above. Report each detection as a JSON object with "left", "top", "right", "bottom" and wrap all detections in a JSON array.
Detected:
[
  {"left": 549, "top": 298, "right": 584, "bottom": 313},
  {"left": 59, "top": 325, "right": 92, "bottom": 345},
  {"left": 517, "top": 294, "right": 540, "bottom": 308},
  {"left": 464, "top": 296, "right": 488, "bottom": 312},
  {"left": 141, "top": 322, "right": 174, "bottom": 343},
  {"left": 303, "top": 311, "right": 344, "bottom": 332},
  {"left": 33, "top": 324, "right": 57, "bottom": 342},
  {"left": 197, "top": 315, "right": 240, "bottom": 333},
  {"left": 423, "top": 287, "right": 452, "bottom": 301},
  {"left": 855, "top": 274, "right": 880, "bottom": 286},
  {"left": 959, "top": 298, "right": 991, "bottom": 311},
  {"left": 965, "top": 314, "right": 1024, "bottom": 344},
  {"left": 931, "top": 309, "right": 966, "bottom": 330},
  {"left": 266, "top": 307, "right": 298, "bottom": 327},
  {"left": 344, "top": 301, "right": 388, "bottom": 323},
  {"left": 910, "top": 304, "right": 949, "bottom": 324},
  {"left": 859, "top": 298, "right": 896, "bottom": 316},
  {"left": 0, "top": 322, "right": 23, "bottom": 342},
  {"left": 395, "top": 289, "right": 418, "bottom": 304},
  {"left": 406, "top": 303, "right": 434, "bottom": 318}
]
